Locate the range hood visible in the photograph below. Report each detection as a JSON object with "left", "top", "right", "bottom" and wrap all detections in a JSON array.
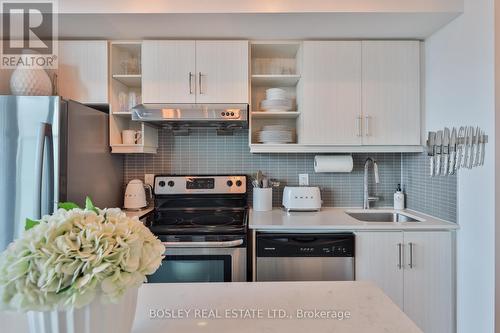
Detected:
[{"left": 132, "top": 103, "right": 249, "bottom": 135}]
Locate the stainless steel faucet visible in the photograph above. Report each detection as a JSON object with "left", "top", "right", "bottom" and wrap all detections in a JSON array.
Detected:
[{"left": 363, "top": 157, "right": 380, "bottom": 209}]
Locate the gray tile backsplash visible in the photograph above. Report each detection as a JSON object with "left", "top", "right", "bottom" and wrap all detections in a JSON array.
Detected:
[
  {"left": 402, "top": 153, "right": 457, "bottom": 222},
  {"left": 124, "top": 129, "right": 457, "bottom": 222}
]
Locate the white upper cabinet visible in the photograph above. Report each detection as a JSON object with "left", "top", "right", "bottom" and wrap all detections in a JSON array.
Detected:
[
  {"left": 142, "top": 40, "right": 248, "bottom": 104},
  {"left": 196, "top": 41, "right": 249, "bottom": 103},
  {"left": 58, "top": 41, "right": 108, "bottom": 104},
  {"left": 299, "top": 41, "right": 362, "bottom": 145},
  {"left": 142, "top": 40, "right": 196, "bottom": 104},
  {"left": 362, "top": 41, "right": 421, "bottom": 145}
]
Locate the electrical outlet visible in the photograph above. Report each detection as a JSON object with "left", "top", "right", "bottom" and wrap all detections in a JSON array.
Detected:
[
  {"left": 299, "top": 174, "right": 309, "bottom": 186},
  {"left": 144, "top": 174, "right": 155, "bottom": 187}
]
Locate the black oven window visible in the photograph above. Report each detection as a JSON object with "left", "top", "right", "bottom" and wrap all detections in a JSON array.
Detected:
[{"left": 146, "top": 255, "right": 232, "bottom": 283}]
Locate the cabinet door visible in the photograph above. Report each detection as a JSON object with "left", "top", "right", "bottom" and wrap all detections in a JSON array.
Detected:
[
  {"left": 58, "top": 41, "right": 108, "bottom": 104},
  {"left": 403, "top": 232, "right": 453, "bottom": 333},
  {"left": 195, "top": 41, "right": 249, "bottom": 103},
  {"left": 355, "top": 231, "right": 404, "bottom": 308},
  {"left": 142, "top": 40, "right": 196, "bottom": 104},
  {"left": 362, "top": 41, "right": 421, "bottom": 145},
  {"left": 298, "top": 41, "right": 362, "bottom": 145}
]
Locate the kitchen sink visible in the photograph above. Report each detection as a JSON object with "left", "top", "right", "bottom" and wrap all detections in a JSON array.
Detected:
[{"left": 346, "top": 212, "right": 421, "bottom": 223}]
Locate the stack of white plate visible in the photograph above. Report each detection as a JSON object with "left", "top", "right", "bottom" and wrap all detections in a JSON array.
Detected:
[
  {"left": 260, "top": 88, "right": 293, "bottom": 112},
  {"left": 256, "top": 125, "right": 295, "bottom": 144}
]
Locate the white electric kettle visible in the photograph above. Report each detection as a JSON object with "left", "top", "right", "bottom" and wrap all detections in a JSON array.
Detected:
[{"left": 124, "top": 179, "right": 152, "bottom": 210}]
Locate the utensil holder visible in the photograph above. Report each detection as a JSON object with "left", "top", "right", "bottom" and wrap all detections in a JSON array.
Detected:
[{"left": 253, "top": 188, "right": 272, "bottom": 211}]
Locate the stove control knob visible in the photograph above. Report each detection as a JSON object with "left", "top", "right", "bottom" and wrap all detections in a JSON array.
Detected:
[
  {"left": 158, "top": 181, "right": 166, "bottom": 187},
  {"left": 227, "top": 180, "right": 233, "bottom": 187},
  {"left": 236, "top": 180, "right": 242, "bottom": 187},
  {"left": 167, "top": 181, "right": 175, "bottom": 187}
]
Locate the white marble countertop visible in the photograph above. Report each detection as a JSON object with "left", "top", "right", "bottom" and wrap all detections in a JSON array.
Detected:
[
  {"left": 0, "top": 281, "right": 423, "bottom": 333},
  {"left": 124, "top": 206, "right": 154, "bottom": 219},
  {"left": 250, "top": 207, "right": 458, "bottom": 231}
]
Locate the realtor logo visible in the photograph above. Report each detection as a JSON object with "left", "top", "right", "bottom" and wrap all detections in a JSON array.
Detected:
[{"left": 1, "top": 1, "right": 58, "bottom": 68}]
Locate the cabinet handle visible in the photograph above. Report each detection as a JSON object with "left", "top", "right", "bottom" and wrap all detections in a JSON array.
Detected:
[
  {"left": 188, "top": 72, "right": 194, "bottom": 94},
  {"left": 365, "top": 116, "right": 371, "bottom": 136},
  {"left": 356, "top": 116, "right": 362, "bottom": 137},
  {"left": 199, "top": 72, "right": 203, "bottom": 94},
  {"left": 408, "top": 242, "right": 414, "bottom": 269},
  {"left": 397, "top": 243, "right": 403, "bottom": 269}
]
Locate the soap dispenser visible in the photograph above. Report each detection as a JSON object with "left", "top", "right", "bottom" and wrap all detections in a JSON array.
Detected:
[{"left": 394, "top": 184, "right": 405, "bottom": 210}]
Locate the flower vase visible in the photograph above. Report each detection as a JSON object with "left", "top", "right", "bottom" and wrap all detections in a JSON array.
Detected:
[
  {"left": 10, "top": 67, "right": 53, "bottom": 96},
  {"left": 27, "top": 287, "right": 138, "bottom": 333}
]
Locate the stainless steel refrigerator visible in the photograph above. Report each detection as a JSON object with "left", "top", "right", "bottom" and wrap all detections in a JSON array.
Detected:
[{"left": 0, "top": 96, "right": 123, "bottom": 251}]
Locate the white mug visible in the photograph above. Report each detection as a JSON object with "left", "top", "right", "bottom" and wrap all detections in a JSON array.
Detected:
[{"left": 122, "top": 130, "right": 142, "bottom": 145}]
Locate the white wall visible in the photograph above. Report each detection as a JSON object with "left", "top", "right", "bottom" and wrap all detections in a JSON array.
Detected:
[{"left": 425, "top": 1, "right": 495, "bottom": 332}]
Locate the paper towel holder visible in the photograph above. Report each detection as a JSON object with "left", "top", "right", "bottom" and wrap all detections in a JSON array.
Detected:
[{"left": 314, "top": 154, "right": 354, "bottom": 173}]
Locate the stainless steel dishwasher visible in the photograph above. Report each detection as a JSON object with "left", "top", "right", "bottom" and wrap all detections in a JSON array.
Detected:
[{"left": 256, "top": 233, "right": 354, "bottom": 281}]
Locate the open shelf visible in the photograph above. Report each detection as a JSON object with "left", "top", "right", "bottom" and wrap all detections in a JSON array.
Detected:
[
  {"left": 251, "top": 74, "right": 301, "bottom": 87},
  {"left": 251, "top": 111, "right": 300, "bottom": 119},
  {"left": 251, "top": 41, "right": 301, "bottom": 58},
  {"left": 109, "top": 41, "right": 157, "bottom": 154},
  {"left": 250, "top": 144, "right": 425, "bottom": 153},
  {"left": 111, "top": 144, "right": 157, "bottom": 154},
  {"left": 112, "top": 111, "right": 133, "bottom": 116},
  {"left": 112, "top": 74, "right": 141, "bottom": 88}
]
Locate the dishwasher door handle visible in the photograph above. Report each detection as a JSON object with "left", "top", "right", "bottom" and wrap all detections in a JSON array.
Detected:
[{"left": 163, "top": 239, "right": 243, "bottom": 248}]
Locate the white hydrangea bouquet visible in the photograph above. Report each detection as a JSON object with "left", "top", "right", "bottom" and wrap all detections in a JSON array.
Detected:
[{"left": 0, "top": 197, "right": 165, "bottom": 312}]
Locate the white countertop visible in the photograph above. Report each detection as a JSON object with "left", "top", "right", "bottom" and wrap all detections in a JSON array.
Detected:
[
  {"left": 250, "top": 207, "right": 458, "bottom": 231},
  {"left": 124, "top": 206, "right": 154, "bottom": 219},
  {"left": 1, "top": 281, "right": 422, "bottom": 333}
]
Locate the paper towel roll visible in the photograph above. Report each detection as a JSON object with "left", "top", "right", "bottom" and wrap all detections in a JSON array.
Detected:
[{"left": 314, "top": 155, "right": 353, "bottom": 173}]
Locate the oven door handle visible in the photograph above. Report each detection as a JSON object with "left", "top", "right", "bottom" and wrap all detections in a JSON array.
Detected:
[{"left": 163, "top": 239, "right": 244, "bottom": 248}]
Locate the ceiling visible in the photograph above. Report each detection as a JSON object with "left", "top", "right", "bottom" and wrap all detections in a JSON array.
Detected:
[{"left": 56, "top": 12, "right": 461, "bottom": 40}]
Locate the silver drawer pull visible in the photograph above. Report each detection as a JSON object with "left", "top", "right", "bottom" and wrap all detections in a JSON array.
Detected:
[
  {"left": 188, "top": 72, "right": 194, "bottom": 94},
  {"left": 365, "top": 115, "right": 371, "bottom": 136},
  {"left": 199, "top": 72, "right": 204, "bottom": 94},
  {"left": 409, "top": 242, "right": 414, "bottom": 269},
  {"left": 355, "top": 116, "right": 362, "bottom": 137},
  {"left": 397, "top": 243, "right": 403, "bottom": 269},
  {"left": 163, "top": 239, "right": 243, "bottom": 248}
]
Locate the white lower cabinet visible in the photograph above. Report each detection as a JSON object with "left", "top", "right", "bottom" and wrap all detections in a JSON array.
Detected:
[{"left": 355, "top": 231, "right": 453, "bottom": 333}]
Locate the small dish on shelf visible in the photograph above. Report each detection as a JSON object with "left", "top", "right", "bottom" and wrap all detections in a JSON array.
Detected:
[{"left": 256, "top": 125, "right": 295, "bottom": 144}]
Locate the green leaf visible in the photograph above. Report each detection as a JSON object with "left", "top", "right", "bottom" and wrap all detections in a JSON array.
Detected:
[
  {"left": 56, "top": 284, "right": 72, "bottom": 294},
  {"left": 58, "top": 202, "right": 80, "bottom": 211},
  {"left": 85, "top": 196, "right": 99, "bottom": 214},
  {"left": 25, "top": 218, "right": 40, "bottom": 231}
]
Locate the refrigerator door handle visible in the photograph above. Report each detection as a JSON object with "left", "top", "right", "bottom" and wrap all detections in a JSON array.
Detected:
[
  {"left": 34, "top": 122, "right": 52, "bottom": 219},
  {"left": 46, "top": 124, "right": 55, "bottom": 215}
]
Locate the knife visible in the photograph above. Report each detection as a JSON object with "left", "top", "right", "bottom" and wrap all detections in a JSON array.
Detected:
[
  {"left": 435, "top": 130, "right": 443, "bottom": 176},
  {"left": 449, "top": 128, "right": 457, "bottom": 175},
  {"left": 462, "top": 127, "right": 470, "bottom": 168},
  {"left": 473, "top": 126, "right": 480, "bottom": 167},
  {"left": 456, "top": 127, "right": 465, "bottom": 172},
  {"left": 480, "top": 130, "right": 486, "bottom": 166},
  {"left": 468, "top": 126, "right": 475, "bottom": 169},
  {"left": 442, "top": 128, "right": 450, "bottom": 175},
  {"left": 427, "top": 132, "right": 436, "bottom": 177}
]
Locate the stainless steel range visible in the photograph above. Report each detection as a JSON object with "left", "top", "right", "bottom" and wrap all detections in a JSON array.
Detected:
[{"left": 145, "top": 175, "right": 248, "bottom": 283}]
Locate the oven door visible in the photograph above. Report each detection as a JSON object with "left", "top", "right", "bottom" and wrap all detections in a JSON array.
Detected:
[{"left": 147, "top": 237, "right": 247, "bottom": 283}]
